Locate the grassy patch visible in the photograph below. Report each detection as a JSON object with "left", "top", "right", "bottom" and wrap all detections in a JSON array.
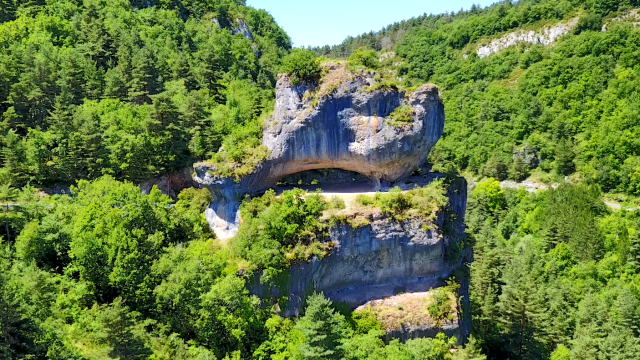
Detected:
[
  {"left": 354, "top": 179, "right": 449, "bottom": 221},
  {"left": 388, "top": 105, "right": 416, "bottom": 128}
]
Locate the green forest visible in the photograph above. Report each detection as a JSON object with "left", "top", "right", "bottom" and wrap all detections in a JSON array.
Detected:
[{"left": 3, "top": 0, "right": 640, "bottom": 359}]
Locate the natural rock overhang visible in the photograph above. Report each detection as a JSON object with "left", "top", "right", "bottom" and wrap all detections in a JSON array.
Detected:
[
  {"left": 195, "top": 71, "right": 445, "bottom": 196},
  {"left": 194, "top": 67, "right": 446, "bottom": 238}
]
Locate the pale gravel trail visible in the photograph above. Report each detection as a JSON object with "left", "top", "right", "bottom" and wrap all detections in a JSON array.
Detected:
[{"left": 497, "top": 180, "right": 639, "bottom": 212}]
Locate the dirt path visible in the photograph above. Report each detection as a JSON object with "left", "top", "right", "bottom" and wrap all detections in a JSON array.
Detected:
[
  {"left": 497, "top": 180, "right": 639, "bottom": 212},
  {"left": 274, "top": 174, "right": 446, "bottom": 199}
]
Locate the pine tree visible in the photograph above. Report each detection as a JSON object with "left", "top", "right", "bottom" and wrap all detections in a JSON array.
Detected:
[
  {"left": 470, "top": 222, "right": 503, "bottom": 348},
  {"left": 295, "top": 293, "right": 348, "bottom": 360},
  {"left": 0, "top": 0, "right": 17, "bottom": 23},
  {"left": 554, "top": 139, "right": 575, "bottom": 176},
  {"left": 497, "top": 243, "right": 547, "bottom": 360},
  {"left": 628, "top": 226, "right": 640, "bottom": 273}
]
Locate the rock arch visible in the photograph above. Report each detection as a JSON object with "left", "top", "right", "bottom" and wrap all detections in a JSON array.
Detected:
[{"left": 194, "top": 70, "right": 445, "bottom": 239}]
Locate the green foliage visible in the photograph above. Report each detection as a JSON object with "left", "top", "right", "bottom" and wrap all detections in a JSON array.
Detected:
[
  {"left": 209, "top": 119, "right": 270, "bottom": 180},
  {"left": 574, "top": 13, "right": 603, "bottom": 34},
  {"left": 280, "top": 49, "right": 322, "bottom": 85},
  {"left": 375, "top": 187, "right": 412, "bottom": 218},
  {"left": 347, "top": 47, "right": 380, "bottom": 70},
  {"left": 325, "top": 0, "right": 640, "bottom": 196},
  {"left": 427, "top": 289, "right": 454, "bottom": 324},
  {"left": 328, "top": 196, "right": 346, "bottom": 210},
  {"left": 389, "top": 105, "right": 416, "bottom": 128},
  {"left": 472, "top": 178, "right": 506, "bottom": 215},
  {"left": 550, "top": 344, "right": 570, "bottom": 360},
  {"left": 357, "top": 180, "right": 449, "bottom": 221},
  {"left": 356, "top": 194, "right": 374, "bottom": 206},
  {"left": 295, "top": 293, "right": 348, "bottom": 360},
  {"left": 468, "top": 181, "right": 640, "bottom": 359},
  {"left": 0, "top": 0, "right": 290, "bottom": 187},
  {"left": 232, "top": 189, "right": 330, "bottom": 281}
]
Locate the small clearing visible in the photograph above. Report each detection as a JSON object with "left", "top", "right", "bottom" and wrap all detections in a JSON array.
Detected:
[{"left": 355, "top": 290, "right": 458, "bottom": 331}]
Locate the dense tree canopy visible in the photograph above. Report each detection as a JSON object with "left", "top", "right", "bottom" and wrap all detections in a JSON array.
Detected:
[
  {"left": 4, "top": 0, "right": 640, "bottom": 359},
  {"left": 0, "top": 0, "right": 291, "bottom": 187},
  {"left": 468, "top": 180, "right": 640, "bottom": 359}
]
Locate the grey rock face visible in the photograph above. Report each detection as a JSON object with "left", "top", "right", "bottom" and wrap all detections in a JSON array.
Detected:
[
  {"left": 476, "top": 17, "right": 578, "bottom": 58},
  {"left": 194, "top": 71, "right": 445, "bottom": 238},
  {"left": 261, "top": 74, "right": 444, "bottom": 188},
  {"left": 232, "top": 19, "right": 254, "bottom": 41},
  {"left": 248, "top": 178, "right": 469, "bottom": 318}
]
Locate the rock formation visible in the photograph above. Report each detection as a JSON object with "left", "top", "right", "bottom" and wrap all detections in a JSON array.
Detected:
[
  {"left": 249, "top": 177, "right": 471, "bottom": 342},
  {"left": 194, "top": 65, "right": 445, "bottom": 238},
  {"left": 193, "top": 65, "right": 471, "bottom": 342},
  {"left": 476, "top": 17, "right": 578, "bottom": 58}
]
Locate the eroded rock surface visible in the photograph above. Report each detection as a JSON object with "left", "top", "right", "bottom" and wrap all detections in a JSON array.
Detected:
[
  {"left": 248, "top": 177, "right": 471, "bottom": 341},
  {"left": 476, "top": 17, "right": 578, "bottom": 58},
  {"left": 194, "top": 67, "right": 445, "bottom": 238}
]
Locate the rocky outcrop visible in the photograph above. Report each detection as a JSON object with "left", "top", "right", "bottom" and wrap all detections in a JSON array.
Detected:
[
  {"left": 476, "top": 17, "right": 578, "bottom": 58},
  {"left": 194, "top": 67, "right": 445, "bottom": 238},
  {"left": 140, "top": 167, "right": 198, "bottom": 199},
  {"left": 248, "top": 178, "right": 469, "bottom": 322},
  {"left": 232, "top": 19, "right": 254, "bottom": 41},
  {"left": 604, "top": 9, "right": 640, "bottom": 31}
]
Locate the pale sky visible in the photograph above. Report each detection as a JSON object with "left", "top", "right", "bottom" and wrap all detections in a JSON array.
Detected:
[{"left": 246, "top": 0, "right": 498, "bottom": 47}]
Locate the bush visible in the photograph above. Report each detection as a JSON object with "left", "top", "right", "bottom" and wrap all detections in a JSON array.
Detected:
[
  {"left": 209, "top": 119, "right": 269, "bottom": 180},
  {"left": 232, "top": 189, "right": 330, "bottom": 280},
  {"left": 388, "top": 105, "right": 416, "bottom": 127},
  {"left": 281, "top": 49, "right": 322, "bottom": 85},
  {"left": 377, "top": 187, "right": 412, "bottom": 216},
  {"left": 348, "top": 47, "right": 380, "bottom": 70},
  {"left": 329, "top": 196, "right": 346, "bottom": 210},
  {"left": 427, "top": 288, "right": 453, "bottom": 323},
  {"left": 356, "top": 194, "right": 375, "bottom": 206},
  {"left": 574, "top": 13, "right": 603, "bottom": 35}
]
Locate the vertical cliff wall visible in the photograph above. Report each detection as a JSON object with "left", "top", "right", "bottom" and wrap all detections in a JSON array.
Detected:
[{"left": 249, "top": 177, "right": 471, "bottom": 341}]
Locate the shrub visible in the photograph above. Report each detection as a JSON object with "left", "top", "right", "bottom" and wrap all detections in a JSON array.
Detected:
[
  {"left": 232, "top": 189, "right": 330, "bottom": 281},
  {"left": 348, "top": 47, "right": 380, "bottom": 70},
  {"left": 356, "top": 181, "right": 448, "bottom": 220},
  {"left": 388, "top": 105, "right": 415, "bottom": 127},
  {"left": 427, "top": 289, "right": 454, "bottom": 326},
  {"left": 356, "top": 194, "right": 375, "bottom": 206},
  {"left": 377, "top": 187, "right": 412, "bottom": 216},
  {"left": 329, "top": 196, "right": 346, "bottom": 210},
  {"left": 281, "top": 49, "right": 322, "bottom": 85},
  {"left": 574, "top": 13, "right": 603, "bottom": 34},
  {"left": 209, "top": 119, "right": 269, "bottom": 180}
]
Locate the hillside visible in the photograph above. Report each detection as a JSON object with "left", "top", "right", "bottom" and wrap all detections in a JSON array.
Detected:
[
  {"left": 3, "top": 0, "right": 640, "bottom": 360},
  {"left": 307, "top": 0, "right": 640, "bottom": 359},
  {"left": 316, "top": 1, "right": 640, "bottom": 200},
  {"left": 0, "top": 0, "right": 290, "bottom": 187}
]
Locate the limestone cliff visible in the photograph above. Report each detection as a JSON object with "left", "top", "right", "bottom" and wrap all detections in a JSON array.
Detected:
[
  {"left": 192, "top": 64, "right": 471, "bottom": 342},
  {"left": 476, "top": 17, "right": 578, "bottom": 58},
  {"left": 248, "top": 177, "right": 471, "bottom": 342},
  {"left": 194, "top": 65, "right": 445, "bottom": 238}
]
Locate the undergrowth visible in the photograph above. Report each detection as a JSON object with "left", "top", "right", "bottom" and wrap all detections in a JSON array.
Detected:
[
  {"left": 388, "top": 105, "right": 416, "bottom": 128},
  {"left": 355, "top": 179, "right": 449, "bottom": 221}
]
